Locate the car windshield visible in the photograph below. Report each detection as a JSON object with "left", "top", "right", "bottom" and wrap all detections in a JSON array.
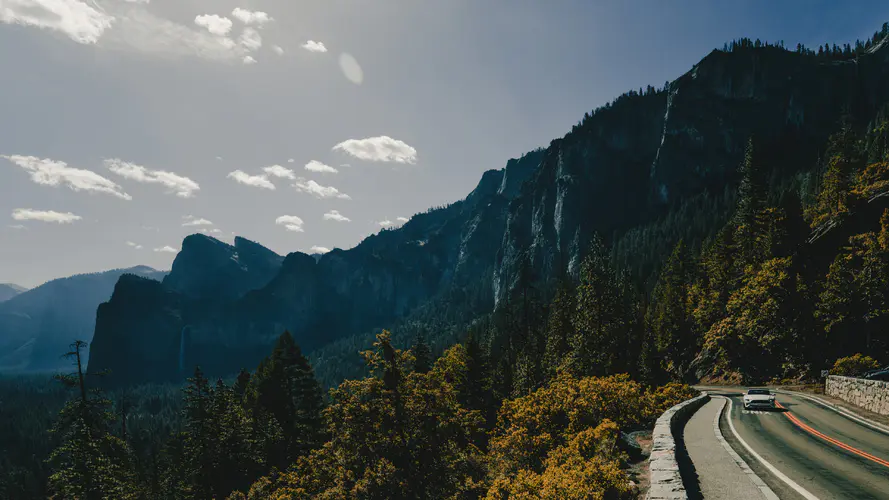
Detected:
[{"left": 748, "top": 389, "right": 771, "bottom": 395}]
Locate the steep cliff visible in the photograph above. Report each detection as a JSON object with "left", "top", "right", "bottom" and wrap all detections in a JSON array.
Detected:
[
  {"left": 0, "top": 266, "right": 166, "bottom": 373},
  {"left": 89, "top": 39, "right": 889, "bottom": 387}
]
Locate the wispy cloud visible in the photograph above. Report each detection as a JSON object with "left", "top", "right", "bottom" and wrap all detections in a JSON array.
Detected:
[
  {"left": 304, "top": 160, "right": 338, "bottom": 174},
  {"left": 293, "top": 178, "right": 351, "bottom": 200},
  {"left": 275, "top": 215, "right": 304, "bottom": 232},
  {"left": 287, "top": 158, "right": 295, "bottom": 163},
  {"left": 239, "top": 27, "right": 262, "bottom": 51},
  {"left": 182, "top": 215, "right": 213, "bottom": 227},
  {"left": 243, "top": 55, "right": 257, "bottom": 65},
  {"left": 263, "top": 164, "right": 295, "bottom": 179},
  {"left": 3, "top": 154, "right": 131, "bottom": 200},
  {"left": 310, "top": 245, "right": 330, "bottom": 254},
  {"left": 12, "top": 208, "right": 81, "bottom": 223},
  {"left": 272, "top": 45, "right": 284, "bottom": 55},
  {"left": 323, "top": 210, "right": 351, "bottom": 222},
  {"left": 126, "top": 241, "right": 143, "bottom": 250},
  {"left": 231, "top": 8, "right": 272, "bottom": 26},
  {"left": 8, "top": 224, "right": 26, "bottom": 230},
  {"left": 227, "top": 170, "right": 275, "bottom": 189},
  {"left": 154, "top": 246, "right": 178, "bottom": 253},
  {"left": 302, "top": 40, "right": 327, "bottom": 53},
  {"left": 200, "top": 228, "right": 222, "bottom": 234},
  {"left": 0, "top": 0, "right": 114, "bottom": 45},
  {"left": 105, "top": 159, "right": 199, "bottom": 198},
  {"left": 194, "top": 14, "right": 232, "bottom": 36},
  {"left": 378, "top": 219, "right": 394, "bottom": 228},
  {"left": 397, "top": 216, "right": 409, "bottom": 223},
  {"left": 333, "top": 136, "right": 417, "bottom": 164}
]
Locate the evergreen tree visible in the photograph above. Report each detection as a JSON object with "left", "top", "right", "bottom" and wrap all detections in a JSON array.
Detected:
[
  {"left": 181, "top": 367, "right": 215, "bottom": 499},
  {"left": 411, "top": 332, "right": 432, "bottom": 374},
  {"left": 647, "top": 240, "right": 696, "bottom": 380},
  {"left": 247, "top": 331, "right": 324, "bottom": 468},
  {"left": 47, "top": 341, "right": 137, "bottom": 500},
  {"left": 733, "top": 138, "right": 769, "bottom": 272},
  {"left": 543, "top": 276, "right": 577, "bottom": 376}
]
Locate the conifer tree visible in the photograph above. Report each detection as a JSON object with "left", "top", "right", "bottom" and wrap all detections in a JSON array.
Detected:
[
  {"left": 543, "top": 276, "right": 576, "bottom": 376},
  {"left": 411, "top": 332, "right": 432, "bottom": 374},
  {"left": 247, "top": 331, "right": 324, "bottom": 468},
  {"left": 647, "top": 240, "right": 695, "bottom": 380},
  {"left": 47, "top": 340, "right": 137, "bottom": 500},
  {"left": 733, "top": 138, "right": 768, "bottom": 272}
]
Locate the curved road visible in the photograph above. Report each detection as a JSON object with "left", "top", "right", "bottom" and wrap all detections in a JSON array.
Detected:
[{"left": 699, "top": 388, "right": 889, "bottom": 499}]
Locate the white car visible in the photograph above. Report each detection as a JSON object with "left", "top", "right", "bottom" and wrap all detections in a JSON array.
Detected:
[{"left": 743, "top": 388, "right": 776, "bottom": 410}]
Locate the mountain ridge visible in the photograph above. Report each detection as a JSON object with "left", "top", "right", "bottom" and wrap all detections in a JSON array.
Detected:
[{"left": 89, "top": 35, "right": 889, "bottom": 387}]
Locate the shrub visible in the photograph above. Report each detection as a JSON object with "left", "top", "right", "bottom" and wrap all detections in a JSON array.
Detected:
[{"left": 830, "top": 353, "right": 881, "bottom": 377}]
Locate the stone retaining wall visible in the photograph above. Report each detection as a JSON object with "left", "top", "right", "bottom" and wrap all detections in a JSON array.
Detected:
[
  {"left": 647, "top": 392, "right": 710, "bottom": 500},
  {"left": 826, "top": 375, "right": 889, "bottom": 416}
]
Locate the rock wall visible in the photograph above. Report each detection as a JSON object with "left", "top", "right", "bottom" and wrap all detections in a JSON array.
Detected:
[
  {"left": 647, "top": 392, "right": 710, "bottom": 500},
  {"left": 826, "top": 375, "right": 889, "bottom": 416}
]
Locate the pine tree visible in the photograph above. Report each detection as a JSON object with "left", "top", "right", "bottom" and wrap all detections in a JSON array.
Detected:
[
  {"left": 48, "top": 340, "right": 137, "bottom": 500},
  {"left": 248, "top": 331, "right": 324, "bottom": 468},
  {"left": 543, "top": 277, "right": 576, "bottom": 376},
  {"left": 733, "top": 138, "right": 768, "bottom": 271},
  {"left": 411, "top": 332, "right": 432, "bottom": 374},
  {"left": 647, "top": 241, "right": 695, "bottom": 380},
  {"left": 181, "top": 366, "right": 215, "bottom": 499}
]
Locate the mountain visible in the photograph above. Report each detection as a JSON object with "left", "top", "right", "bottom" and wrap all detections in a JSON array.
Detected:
[
  {"left": 0, "top": 266, "right": 167, "bottom": 373},
  {"left": 0, "top": 283, "right": 27, "bottom": 302},
  {"left": 89, "top": 36, "right": 889, "bottom": 387}
]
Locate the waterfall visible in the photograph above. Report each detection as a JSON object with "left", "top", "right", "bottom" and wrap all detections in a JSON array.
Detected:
[{"left": 179, "top": 327, "right": 186, "bottom": 372}]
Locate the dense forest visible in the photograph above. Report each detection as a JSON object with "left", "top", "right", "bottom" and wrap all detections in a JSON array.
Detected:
[{"left": 7, "top": 27, "right": 889, "bottom": 499}]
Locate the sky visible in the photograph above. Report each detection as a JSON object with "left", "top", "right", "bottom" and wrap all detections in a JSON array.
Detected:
[{"left": 2, "top": 0, "right": 889, "bottom": 288}]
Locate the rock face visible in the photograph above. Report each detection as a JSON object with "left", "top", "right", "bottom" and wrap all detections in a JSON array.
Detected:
[
  {"left": 0, "top": 283, "right": 27, "bottom": 303},
  {"left": 0, "top": 266, "right": 166, "bottom": 373},
  {"left": 90, "top": 40, "right": 889, "bottom": 386},
  {"left": 826, "top": 375, "right": 889, "bottom": 416}
]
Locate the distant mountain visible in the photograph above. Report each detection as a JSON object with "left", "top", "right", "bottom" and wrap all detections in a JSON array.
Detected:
[
  {"left": 0, "top": 283, "right": 27, "bottom": 302},
  {"left": 0, "top": 266, "right": 167, "bottom": 373},
  {"left": 90, "top": 34, "right": 889, "bottom": 387}
]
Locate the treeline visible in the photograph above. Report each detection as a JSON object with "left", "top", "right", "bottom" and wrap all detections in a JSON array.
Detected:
[{"left": 720, "top": 22, "right": 889, "bottom": 59}]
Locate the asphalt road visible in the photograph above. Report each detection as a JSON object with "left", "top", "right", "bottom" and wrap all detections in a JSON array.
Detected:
[{"left": 705, "top": 389, "right": 889, "bottom": 499}]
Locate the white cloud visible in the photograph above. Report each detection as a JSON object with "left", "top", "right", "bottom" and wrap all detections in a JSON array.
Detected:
[
  {"left": 293, "top": 178, "right": 351, "bottom": 200},
  {"left": 275, "top": 215, "right": 304, "bottom": 232},
  {"left": 272, "top": 45, "right": 284, "bottom": 55},
  {"left": 302, "top": 40, "right": 327, "bottom": 53},
  {"left": 3, "top": 155, "right": 131, "bottom": 200},
  {"left": 378, "top": 219, "right": 394, "bottom": 228},
  {"left": 231, "top": 8, "right": 272, "bottom": 26},
  {"left": 338, "top": 53, "right": 363, "bottom": 84},
  {"left": 287, "top": 158, "right": 295, "bottom": 163},
  {"left": 126, "top": 241, "right": 143, "bottom": 249},
  {"left": 332, "top": 136, "right": 417, "bottom": 164},
  {"left": 0, "top": 0, "right": 114, "bottom": 45},
  {"left": 105, "top": 8, "right": 248, "bottom": 63},
  {"left": 227, "top": 170, "right": 275, "bottom": 189},
  {"left": 154, "top": 246, "right": 178, "bottom": 253},
  {"left": 12, "top": 208, "right": 81, "bottom": 223},
  {"left": 263, "top": 164, "right": 295, "bottom": 179},
  {"left": 243, "top": 55, "right": 256, "bottom": 64},
  {"left": 122, "top": 0, "right": 149, "bottom": 3},
  {"left": 239, "top": 27, "right": 261, "bottom": 51},
  {"left": 397, "top": 216, "right": 409, "bottom": 223},
  {"left": 105, "top": 159, "right": 200, "bottom": 198},
  {"left": 215, "top": 156, "right": 223, "bottom": 161},
  {"left": 200, "top": 228, "right": 222, "bottom": 234},
  {"left": 8, "top": 224, "right": 26, "bottom": 230},
  {"left": 310, "top": 246, "right": 330, "bottom": 254},
  {"left": 194, "top": 14, "right": 232, "bottom": 36},
  {"left": 182, "top": 215, "right": 213, "bottom": 227},
  {"left": 304, "top": 160, "right": 338, "bottom": 174},
  {"left": 323, "top": 210, "right": 350, "bottom": 222}
]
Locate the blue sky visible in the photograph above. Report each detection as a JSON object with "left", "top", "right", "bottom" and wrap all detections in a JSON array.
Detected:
[{"left": 1, "top": 0, "right": 888, "bottom": 288}]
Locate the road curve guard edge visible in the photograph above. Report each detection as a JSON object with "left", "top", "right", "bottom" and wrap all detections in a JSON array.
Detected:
[{"left": 647, "top": 392, "right": 710, "bottom": 500}]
